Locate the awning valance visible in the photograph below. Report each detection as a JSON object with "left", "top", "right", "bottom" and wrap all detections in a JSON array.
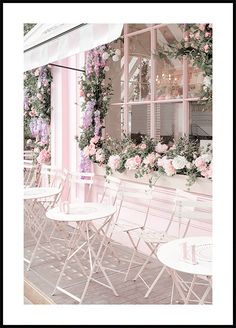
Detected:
[{"left": 24, "top": 23, "right": 123, "bottom": 72}]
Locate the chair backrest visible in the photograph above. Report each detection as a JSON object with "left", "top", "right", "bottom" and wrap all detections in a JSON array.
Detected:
[
  {"left": 169, "top": 189, "right": 212, "bottom": 238},
  {"left": 24, "top": 161, "right": 37, "bottom": 188},
  {"left": 66, "top": 171, "right": 94, "bottom": 202},
  {"left": 100, "top": 176, "right": 121, "bottom": 206},
  {"left": 117, "top": 180, "right": 153, "bottom": 227}
]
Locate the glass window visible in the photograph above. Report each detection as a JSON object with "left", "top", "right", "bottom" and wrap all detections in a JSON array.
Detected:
[
  {"left": 107, "top": 39, "right": 124, "bottom": 103},
  {"left": 155, "top": 25, "right": 183, "bottom": 100},
  {"left": 128, "top": 24, "right": 153, "bottom": 33},
  {"left": 154, "top": 103, "right": 183, "bottom": 143},
  {"left": 128, "top": 104, "right": 151, "bottom": 143},
  {"left": 188, "top": 61, "right": 204, "bottom": 98},
  {"left": 189, "top": 102, "right": 212, "bottom": 141},
  {"left": 128, "top": 32, "right": 151, "bottom": 101},
  {"left": 105, "top": 105, "right": 123, "bottom": 139}
]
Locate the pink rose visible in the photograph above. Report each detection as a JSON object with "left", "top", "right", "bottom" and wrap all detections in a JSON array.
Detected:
[
  {"left": 80, "top": 90, "right": 85, "bottom": 97},
  {"left": 37, "top": 149, "right": 50, "bottom": 164},
  {"left": 133, "top": 155, "right": 141, "bottom": 166},
  {"left": 43, "top": 80, "right": 49, "bottom": 87},
  {"left": 139, "top": 143, "right": 147, "bottom": 150},
  {"left": 199, "top": 24, "right": 206, "bottom": 31},
  {"left": 155, "top": 142, "right": 168, "bottom": 154},
  {"left": 203, "top": 44, "right": 209, "bottom": 53},
  {"left": 108, "top": 155, "right": 121, "bottom": 170},
  {"left": 163, "top": 159, "right": 176, "bottom": 176},
  {"left": 205, "top": 32, "right": 211, "bottom": 38},
  {"left": 144, "top": 153, "right": 156, "bottom": 166},
  {"left": 90, "top": 136, "right": 100, "bottom": 144},
  {"left": 194, "top": 157, "right": 205, "bottom": 168},
  {"left": 201, "top": 167, "right": 212, "bottom": 179},
  {"left": 89, "top": 144, "right": 96, "bottom": 156}
]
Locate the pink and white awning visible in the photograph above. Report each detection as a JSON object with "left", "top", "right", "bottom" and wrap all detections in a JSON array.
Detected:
[{"left": 24, "top": 23, "right": 123, "bottom": 71}]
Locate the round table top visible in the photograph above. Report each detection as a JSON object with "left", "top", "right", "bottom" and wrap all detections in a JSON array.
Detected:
[
  {"left": 157, "top": 236, "right": 212, "bottom": 276},
  {"left": 46, "top": 202, "right": 117, "bottom": 222},
  {"left": 24, "top": 187, "right": 61, "bottom": 200}
]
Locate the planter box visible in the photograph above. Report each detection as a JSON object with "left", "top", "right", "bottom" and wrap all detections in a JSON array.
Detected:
[{"left": 93, "top": 164, "right": 212, "bottom": 196}]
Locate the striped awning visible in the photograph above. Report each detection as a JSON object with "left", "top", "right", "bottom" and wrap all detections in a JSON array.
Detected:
[{"left": 24, "top": 23, "right": 123, "bottom": 71}]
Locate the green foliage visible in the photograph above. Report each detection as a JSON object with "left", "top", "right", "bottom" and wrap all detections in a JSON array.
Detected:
[{"left": 156, "top": 23, "right": 212, "bottom": 109}]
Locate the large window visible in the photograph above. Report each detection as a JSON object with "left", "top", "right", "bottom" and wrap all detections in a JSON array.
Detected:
[{"left": 106, "top": 24, "right": 212, "bottom": 143}]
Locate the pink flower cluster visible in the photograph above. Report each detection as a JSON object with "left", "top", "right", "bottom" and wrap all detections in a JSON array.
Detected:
[
  {"left": 36, "top": 149, "right": 50, "bottom": 164},
  {"left": 158, "top": 156, "right": 176, "bottom": 176},
  {"left": 125, "top": 155, "right": 142, "bottom": 170},
  {"left": 194, "top": 155, "right": 212, "bottom": 178}
]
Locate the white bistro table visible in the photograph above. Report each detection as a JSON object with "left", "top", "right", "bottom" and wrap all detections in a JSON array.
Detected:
[
  {"left": 24, "top": 187, "right": 61, "bottom": 270},
  {"left": 157, "top": 236, "right": 212, "bottom": 304},
  {"left": 46, "top": 202, "right": 118, "bottom": 304}
]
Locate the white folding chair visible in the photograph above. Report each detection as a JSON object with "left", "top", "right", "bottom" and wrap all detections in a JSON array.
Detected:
[
  {"left": 136, "top": 189, "right": 212, "bottom": 301},
  {"left": 100, "top": 180, "right": 153, "bottom": 280},
  {"left": 49, "top": 171, "right": 94, "bottom": 246},
  {"left": 24, "top": 161, "right": 39, "bottom": 188}
]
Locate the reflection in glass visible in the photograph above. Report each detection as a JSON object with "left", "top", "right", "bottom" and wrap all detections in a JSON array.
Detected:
[
  {"left": 129, "top": 104, "right": 151, "bottom": 143},
  {"left": 107, "top": 39, "right": 124, "bottom": 103},
  {"left": 155, "top": 24, "right": 183, "bottom": 100},
  {"left": 189, "top": 102, "right": 212, "bottom": 141},
  {"left": 154, "top": 103, "right": 183, "bottom": 143},
  {"left": 105, "top": 105, "right": 123, "bottom": 139},
  {"left": 188, "top": 62, "right": 204, "bottom": 98},
  {"left": 128, "top": 32, "right": 151, "bottom": 101},
  {"left": 128, "top": 24, "right": 154, "bottom": 33}
]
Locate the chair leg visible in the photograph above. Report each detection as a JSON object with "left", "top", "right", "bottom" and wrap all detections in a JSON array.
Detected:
[{"left": 144, "top": 266, "right": 166, "bottom": 298}]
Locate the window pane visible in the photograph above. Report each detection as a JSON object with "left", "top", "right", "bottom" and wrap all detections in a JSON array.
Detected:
[
  {"left": 107, "top": 39, "right": 124, "bottom": 103},
  {"left": 155, "top": 24, "right": 183, "bottom": 100},
  {"left": 189, "top": 102, "right": 212, "bottom": 141},
  {"left": 105, "top": 105, "right": 123, "bottom": 139},
  {"left": 129, "top": 104, "right": 151, "bottom": 143},
  {"left": 154, "top": 103, "right": 183, "bottom": 142},
  {"left": 128, "top": 32, "right": 151, "bottom": 101},
  {"left": 188, "top": 61, "right": 204, "bottom": 98},
  {"left": 128, "top": 24, "right": 153, "bottom": 33}
]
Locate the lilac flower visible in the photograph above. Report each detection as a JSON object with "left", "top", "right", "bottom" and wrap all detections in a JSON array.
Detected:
[
  {"left": 82, "top": 100, "right": 96, "bottom": 128},
  {"left": 80, "top": 150, "right": 91, "bottom": 173}
]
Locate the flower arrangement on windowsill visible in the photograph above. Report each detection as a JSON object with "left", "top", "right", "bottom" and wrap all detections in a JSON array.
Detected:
[
  {"left": 24, "top": 65, "right": 52, "bottom": 164},
  {"left": 76, "top": 41, "right": 212, "bottom": 187},
  {"left": 156, "top": 23, "right": 212, "bottom": 109}
]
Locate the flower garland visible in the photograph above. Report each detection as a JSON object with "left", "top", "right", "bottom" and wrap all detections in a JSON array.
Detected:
[
  {"left": 77, "top": 41, "right": 212, "bottom": 187},
  {"left": 76, "top": 43, "right": 121, "bottom": 172},
  {"left": 157, "top": 23, "right": 212, "bottom": 109},
  {"left": 24, "top": 65, "right": 53, "bottom": 164}
]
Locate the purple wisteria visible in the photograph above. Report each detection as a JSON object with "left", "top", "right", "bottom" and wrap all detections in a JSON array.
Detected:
[
  {"left": 80, "top": 150, "right": 92, "bottom": 173},
  {"left": 29, "top": 117, "right": 49, "bottom": 144},
  {"left": 82, "top": 100, "right": 96, "bottom": 129}
]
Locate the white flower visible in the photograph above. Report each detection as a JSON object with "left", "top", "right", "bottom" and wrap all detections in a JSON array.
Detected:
[
  {"left": 115, "top": 49, "right": 121, "bottom": 56},
  {"left": 104, "top": 66, "right": 110, "bottom": 72},
  {"left": 103, "top": 96, "right": 108, "bottom": 101},
  {"left": 102, "top": 52, "right": 109, "bottom": 60},
  {"left": 112, "top": 55, "right": 120, "bottom": 62},
  {"left": 172, "top": 155, "right": 188, "bottom": 170},
  {"left": 26, "top": 139, "right": 32, "bottom": 145},
  {"left": 34, "top": 147, "right": 40, "bottom": 153},
  {"left": 203, "top": 76, "right": 211, "bottom": 87},
  {"left": 186, "top": 161, "right": 192, "bottom": 169}
]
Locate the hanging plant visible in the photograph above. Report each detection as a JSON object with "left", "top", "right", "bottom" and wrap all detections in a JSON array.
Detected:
[
  {"left": 24, "top": 65, "right": 53, "bottom": 164},
  {"left": 156, "top": 23, "right": 212, "bottom": 109},
  {"left": 75, "top": 43, "right": 121, "bottom": 172}
]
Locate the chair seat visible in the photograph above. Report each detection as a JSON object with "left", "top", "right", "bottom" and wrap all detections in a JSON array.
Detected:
[
  {"left": 140, "top": 230, "right": 176, "bottom": 243},
  {"left": 114, "top": 219, "right": 143, "bottom": 232}
]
